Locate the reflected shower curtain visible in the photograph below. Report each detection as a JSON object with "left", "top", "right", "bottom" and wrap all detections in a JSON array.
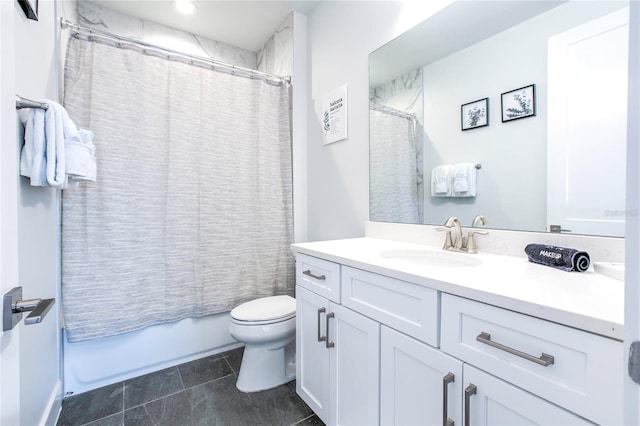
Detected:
[
  {"left": 370, "top": 109, "right": 419, "bottom": 223},
  {"left": 62, "top": 35, "right": 293, "bottom": 342}
]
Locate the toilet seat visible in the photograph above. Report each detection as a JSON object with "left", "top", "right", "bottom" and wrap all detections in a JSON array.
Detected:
[{"left": 230, "top": 295, "right": 296, "bottom": 325}]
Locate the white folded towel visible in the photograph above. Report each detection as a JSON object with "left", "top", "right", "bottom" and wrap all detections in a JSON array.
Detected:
[
  {"left": 431, "top": 165, "right": 451, "bottom": 197},
  {"left": 66, "top": 129, "right": 96, "bottom": 182},
  {"left": 45, "top": 103, "right": 66, "bottom": 188},
  {"left": 20, "top": 99, "right": 96, "bottom": 189},
  {"left": 20, "top": 108, "right": 47, "bottom": 186},
  {"left": 450, "top": 162, "right": 477, "bottom": 197}
]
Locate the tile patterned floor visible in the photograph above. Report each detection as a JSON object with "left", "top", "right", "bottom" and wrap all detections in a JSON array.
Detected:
[{"left": 56, "top": 347, "right": 324, "bottom": 426}]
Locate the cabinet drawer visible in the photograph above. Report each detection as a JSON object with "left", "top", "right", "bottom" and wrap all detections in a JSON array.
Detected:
[
  {"left": 295, "top": 254, "right": 341, "bottom": 303},
  {"left": 441, "top": 294, "right": 622, "bottom": 425},
  {"left": 341, "top": 266, "right": 439, "bottom": 347}
]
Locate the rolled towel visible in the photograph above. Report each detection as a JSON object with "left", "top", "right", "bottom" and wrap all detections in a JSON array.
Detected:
[{"left": 524, "top": 244, "right": 590, "bottom": 272}]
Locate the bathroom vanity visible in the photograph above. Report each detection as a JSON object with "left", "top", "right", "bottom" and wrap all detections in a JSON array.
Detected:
[{"left": 292, "top": 228, "right": 624, "bottom": 426}]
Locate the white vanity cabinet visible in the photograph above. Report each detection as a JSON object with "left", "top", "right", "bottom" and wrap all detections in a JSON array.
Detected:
[
  {"left": 294, "top": 250, "right": 623, "bottom": 426},
  {"left": 380, "top": 326, "right": 463, "bottom": 426},
  {"left": 295, "top": 255, "right": 380, "bottom": 426},
  {"left": 462, "top": 365, "right": 592, "bottom": 425},
  {"left": 441, "top": 293, "right": 623, "bottom": 425}
]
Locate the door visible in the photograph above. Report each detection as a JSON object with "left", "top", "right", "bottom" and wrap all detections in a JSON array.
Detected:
[
  {"left": 1, "top": 2, "right": 22, "bottom": 424},
  {"left": 380, "top": 326, "right": 463, "bottom": 426},
  {"left": 296, "top": 285, "right": 331, "bottom": 424},
  {"left": 1, "top": 2, "right": 62, "bottom": 424},
  {"left": 329, "top": 303, "right": 379, "bottom": 426},
  {"left": 547, "top": 7, "right": 629, "bottom": 237},
  {"left": 463, "top": 365, "right": 592, "bottom": 426}
]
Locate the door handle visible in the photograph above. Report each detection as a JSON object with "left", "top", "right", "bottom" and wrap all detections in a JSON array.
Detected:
[
  {"left": 325, "top": 312, "right": 335, "bottom": 349},
  {"left": 442, "top": 372, "right": 455, "bottom": 426},
  {"left": 464, "top": 384, "right": 477, "bottom": 426},
  {"left": 317, "top": 307, "right": 326, "bottom": 342},
  {"left": 303, "top": 270, "right": 326, "bottom": 280},
  {"left": 476, "top": 332, "right": 554, "bottom": 367},
  {"left": 3, "top": 287, "right": 55, "bottom": 331}
]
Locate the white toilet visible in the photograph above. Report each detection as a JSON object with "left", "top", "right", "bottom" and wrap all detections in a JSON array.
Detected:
[{"left": 229, "top": 295, "right": 296, "bottom": 392}]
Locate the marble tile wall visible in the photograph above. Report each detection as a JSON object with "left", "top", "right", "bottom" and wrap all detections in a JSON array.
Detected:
[
  {"left": 257, "top": 12, "right": 293, "bottom": 77},
  {"left": 76, "top": 1, "right": 257, "bottom": 69},
  {"left": 370, "top": 68, "right": 425, "bottom": 221}
]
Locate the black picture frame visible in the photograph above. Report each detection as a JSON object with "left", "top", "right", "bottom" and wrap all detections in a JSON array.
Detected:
[
  {"left": 461, "top": 97, "right": 489, "bottom": 131},
  {"left": 501, "top": 84, "right": 536, "bottom": 122},
  {"left": 17, "top": 0, "right": 38, "bottom": 21}
]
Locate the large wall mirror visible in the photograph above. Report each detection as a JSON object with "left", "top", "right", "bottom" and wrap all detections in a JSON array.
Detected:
[{"left": 369, "top": 0, "right": 629, "bottom": 237}]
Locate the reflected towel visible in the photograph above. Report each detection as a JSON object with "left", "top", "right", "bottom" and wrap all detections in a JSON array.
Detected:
[
  {"left": 431, "top": 165, "right": 451, "bottom": 197},
  {"left": 450, "top": 162, "right": 477, "bottom": 197},
  {"left": 524, "top": 244, "right": 591, "bottom": 272}
]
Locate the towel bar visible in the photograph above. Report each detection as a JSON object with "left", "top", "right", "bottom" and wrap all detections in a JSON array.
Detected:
[{"left": 15, "top": 95, "right": 49, "bottom": 110}]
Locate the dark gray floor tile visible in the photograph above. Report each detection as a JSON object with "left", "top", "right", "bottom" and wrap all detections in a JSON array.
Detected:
[
  {"left": 186, "top": 375, "right": 268, "bottom": 426},
  {"left": 57, "top": 382, "right": 124, "bottom": 426},
  {"left": 124, "top": 375, "right": 267, "bottom": 426},
  {"left": 222, "top": 346, "right": 244, "bottom": 374},
  {"left": 292, "top": 414, "right": 325, "bottom": 426},
  {"left": 124, "top": 391, "right": 192, "bottom": 426},
  {"left": 247, "top": 381, "right": 313, "bottom": 426},
  {"left": 178, "top": 354, "right": 233, "bottom": 389},
  {"left": 85, "top": 412, "right": 124, "bottom": 426},
  {"left": 124, "top": 367, "right": 184, "bottom": 409}
]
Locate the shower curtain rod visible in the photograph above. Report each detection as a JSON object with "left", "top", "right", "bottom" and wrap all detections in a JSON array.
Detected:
[
  {"left": 369, "top": 102, "right": 416, "bottom": 121},
  {"left": 59, "top": 18, "right": 291, "bottom": 85}
]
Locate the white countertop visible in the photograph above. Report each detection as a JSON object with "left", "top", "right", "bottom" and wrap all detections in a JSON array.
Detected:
[{"left": 291, "top": 237, "right": 624, "bottom": 341}]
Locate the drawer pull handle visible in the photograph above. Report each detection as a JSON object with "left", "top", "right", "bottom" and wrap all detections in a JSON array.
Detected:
[
  {"left": 317, "top": 307, "right": 326, "bottom": 342},
  {"left": 476, "top": 332, "right": 555, "bottom": 367},
  {"left": 442, "top": 372, "right": 455, "bottom": 426},
  {"left": 464, "top": 384, "right": 477, "bottom": 426},
  {"left": 303, "top": 270, "right": 326, "bottom": 280},
  {"left": 326, "top": 312, "right": 335, "bottom": 349}
]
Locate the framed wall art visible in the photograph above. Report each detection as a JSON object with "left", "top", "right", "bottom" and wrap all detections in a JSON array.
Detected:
[
  {"left": 501, "top": 84, "right": 536, "bottom": 122},
  {"left": 17, "top": 0, "right": 38, "bottom": 20},
  {"left": 461, "top": 97, "right": 489, "bottom": 131}
]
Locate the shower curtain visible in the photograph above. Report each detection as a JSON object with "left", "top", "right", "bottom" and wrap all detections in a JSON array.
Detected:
[
  {"left": 370, "top": 108, "right": 420, "bottom": 223},
  {"left": 61, "top": 35, "right": 294, "bottom": 342}
]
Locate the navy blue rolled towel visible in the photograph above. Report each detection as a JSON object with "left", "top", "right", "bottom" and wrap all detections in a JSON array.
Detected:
[{"left": 524, "top": 244, "right": 590, "bottom": 272}]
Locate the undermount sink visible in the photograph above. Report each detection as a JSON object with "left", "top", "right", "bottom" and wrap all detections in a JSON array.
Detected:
[{"left": 380, "top": 249, "right": 482, "bottom": 268}]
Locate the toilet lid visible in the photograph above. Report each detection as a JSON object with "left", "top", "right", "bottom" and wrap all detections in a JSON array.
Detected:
[{"left": 230, "top": 295, "right": 296, "bottom": 323}]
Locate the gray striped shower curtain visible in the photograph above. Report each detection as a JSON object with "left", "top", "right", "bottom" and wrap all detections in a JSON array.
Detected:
[{"left": 61, "top": 35, "right": 293, "bottom": 342}]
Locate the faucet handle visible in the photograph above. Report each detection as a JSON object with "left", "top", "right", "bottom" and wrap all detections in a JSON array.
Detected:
[
  {"left": 466, "top": 229, "right": 489, "bottom": 254},
  {"left": 435, "top": 227, "right": 454, "bottom": 250}
]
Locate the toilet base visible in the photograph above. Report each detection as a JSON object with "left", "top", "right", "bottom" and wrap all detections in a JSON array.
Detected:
[{"left": 236, "top": 341, "right": 296, "bottom": 393}]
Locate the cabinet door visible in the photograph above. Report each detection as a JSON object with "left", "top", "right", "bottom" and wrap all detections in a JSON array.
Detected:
[
  {"left": 381, "top": 327, "right": 463, "bottom": 426},
  {"left": 296, "top": 286, "right": 331, "bottom": 424},
  {"left": 329, "top": 303, "right": 380, "bottom": 426},
  {"left": 463, "top": 365, "right": 592, "bottom": 426}
]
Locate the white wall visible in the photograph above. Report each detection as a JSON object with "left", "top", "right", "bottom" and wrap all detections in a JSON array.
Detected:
[{"left": 305, "top": 1, "right": 453, "bottom": 241}]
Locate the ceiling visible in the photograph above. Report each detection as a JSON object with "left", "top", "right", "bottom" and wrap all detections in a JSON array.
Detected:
[{"left": 83, "top": 0, "right": 321, "bottom": 51}]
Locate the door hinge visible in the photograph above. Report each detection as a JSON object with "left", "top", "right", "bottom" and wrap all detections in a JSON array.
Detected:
[{"left": 629, "top": 341, "right": 640, "bottom": 384}]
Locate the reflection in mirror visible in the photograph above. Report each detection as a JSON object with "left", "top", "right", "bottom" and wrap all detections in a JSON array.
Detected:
[{"left": 369, "top": 0, "right": 629, "bottom": 237}]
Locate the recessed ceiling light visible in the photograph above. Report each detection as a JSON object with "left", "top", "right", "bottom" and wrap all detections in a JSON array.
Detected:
[{"left": 174, "top": 0, "right": 196, "bottom": 15}]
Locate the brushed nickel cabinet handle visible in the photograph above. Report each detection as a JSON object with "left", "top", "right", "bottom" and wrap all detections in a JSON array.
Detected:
[
  {"left": 464, "top": 384, "right": 477, "bottom": 426},
  {"left": 325, "top": 312, "right": 335, "bottom": 349},
  {"left": 317, "top": 307, "right": 326, "bottom": 342},
  {"left": 476, "top": 332, "right": 554, "bottom": 367},
  {"left": 442, "top": 372, "right": 455, "bottom": 426},
  {"left": 303, "top": 270, "right": 326, "bottom": 280}
]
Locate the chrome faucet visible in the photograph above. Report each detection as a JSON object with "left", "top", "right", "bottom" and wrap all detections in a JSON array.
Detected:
[
  {"left": 471, "top": 215, "right": 486, "bottom": 228},
  {"left": 466, "top": 215, "right": 489, "bottom": 254},
  {"left": 436, "top": 215, "right": 489, "bottom": 253},
  {"left": 437, "top": 216, "right": 463, "bottom": 250}
]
